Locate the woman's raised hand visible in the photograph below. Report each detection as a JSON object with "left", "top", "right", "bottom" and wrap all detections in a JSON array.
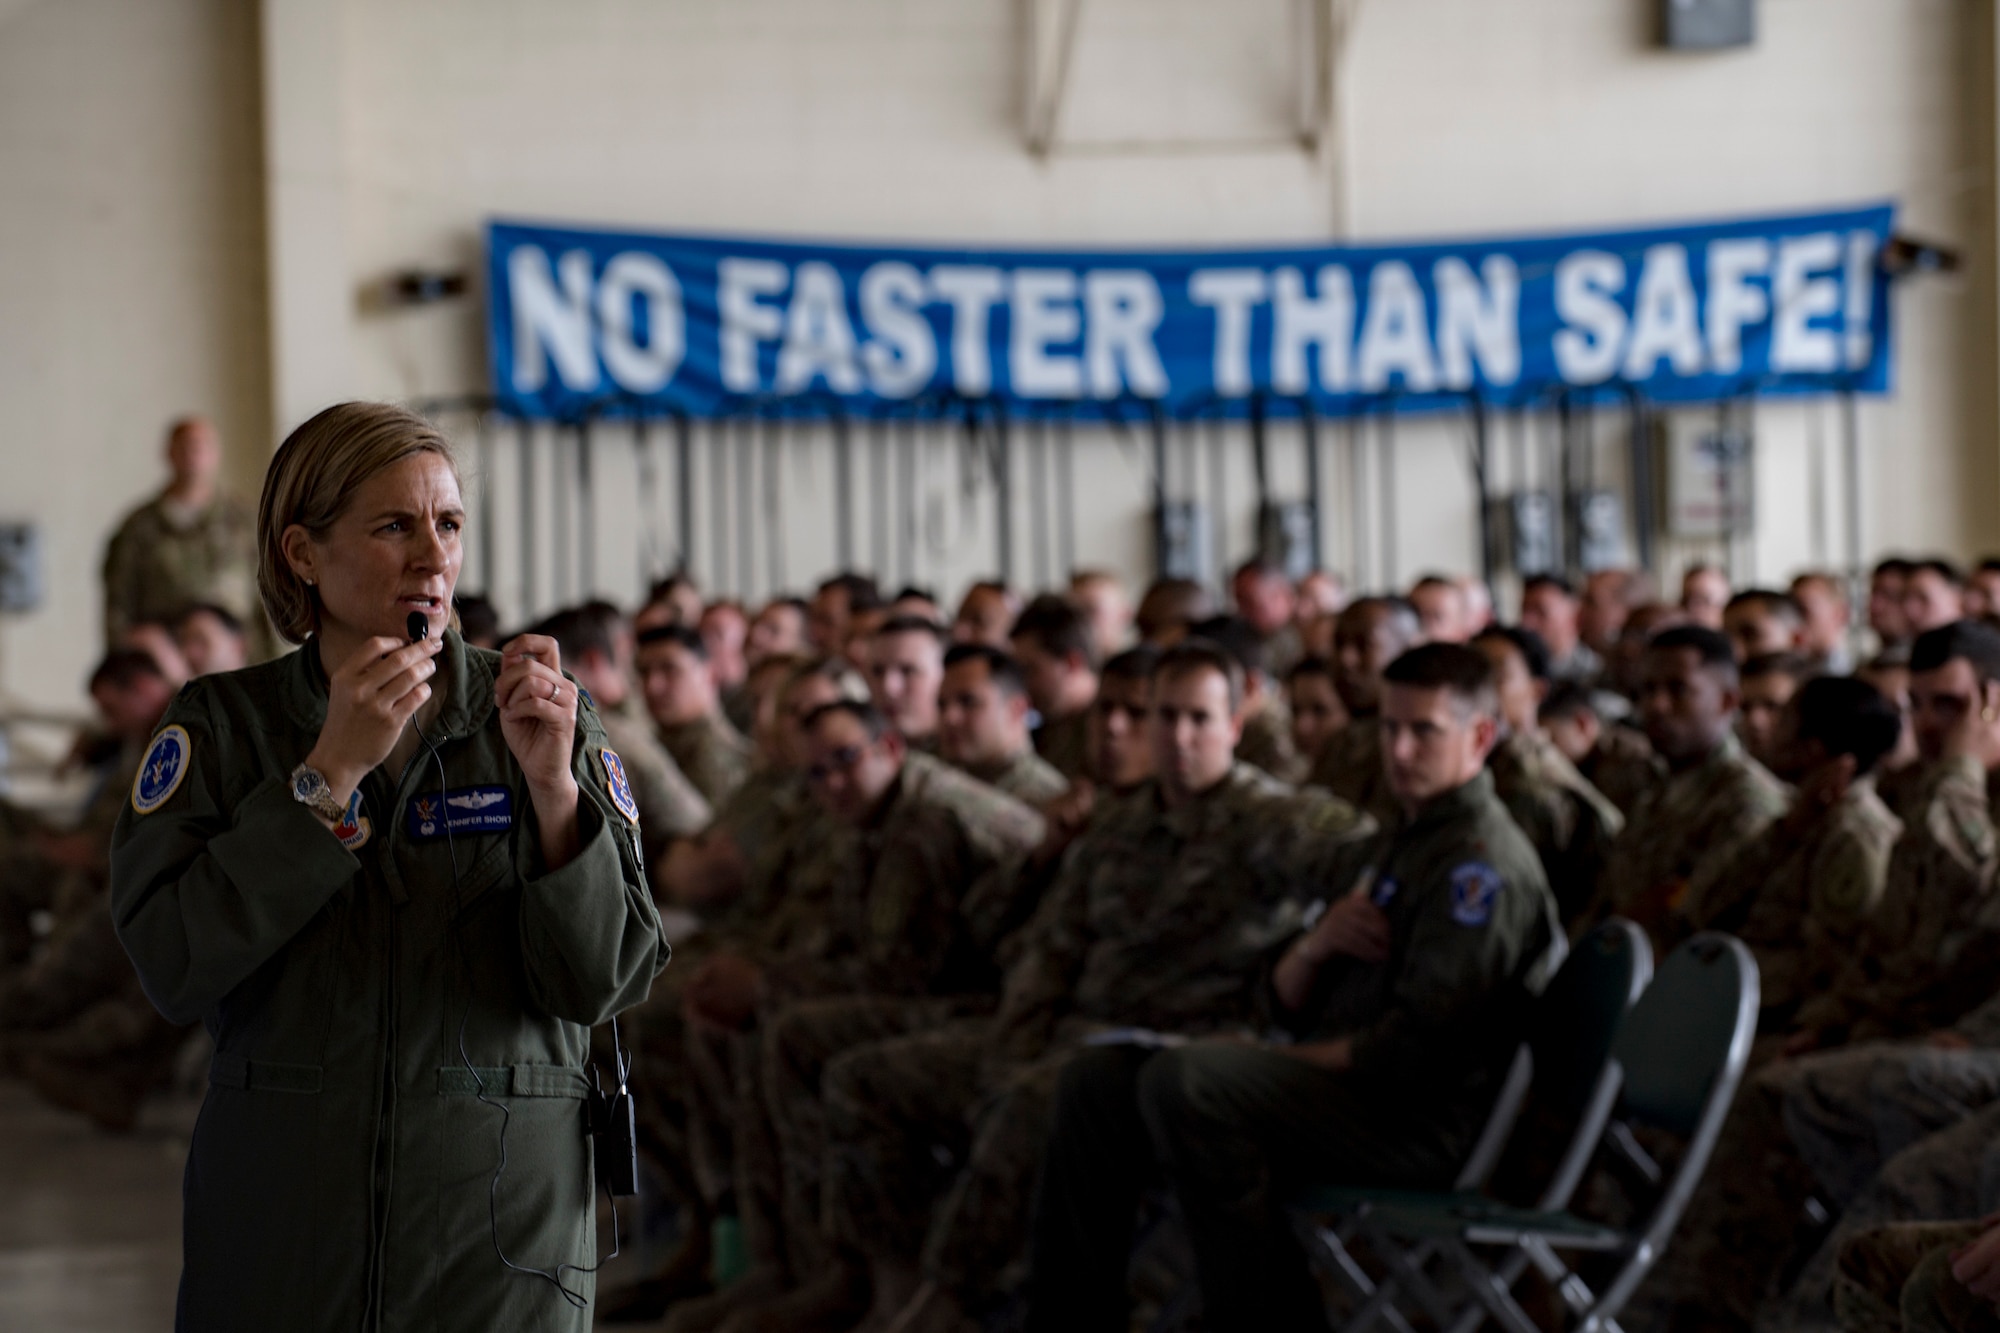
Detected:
[{"left": 306, "top": 635, "right": 442, "bottom": 800}]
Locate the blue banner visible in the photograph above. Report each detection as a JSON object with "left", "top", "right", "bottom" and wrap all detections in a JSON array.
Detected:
[{"left": 487, "top": 202, "right": 1894, "bottom": 421}]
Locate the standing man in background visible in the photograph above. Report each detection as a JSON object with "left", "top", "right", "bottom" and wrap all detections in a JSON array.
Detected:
[{"left": 101, "top": 416, "right": 261, "bottom": 653}]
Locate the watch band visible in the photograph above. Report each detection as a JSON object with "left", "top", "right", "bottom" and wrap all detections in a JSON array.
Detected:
[{"left": 289, "top": 763, "right": 349, "bottom": 823}]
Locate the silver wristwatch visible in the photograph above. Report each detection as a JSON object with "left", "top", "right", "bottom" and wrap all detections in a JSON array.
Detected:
[{"left": 289, "top": 763, "right": 348, "bottom": 822}]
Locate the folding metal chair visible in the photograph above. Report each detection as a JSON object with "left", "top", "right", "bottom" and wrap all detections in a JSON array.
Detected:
[
  {"left": 1290, "top": 918, "right": 1653, "bottom": 1333},
  {"left": 1322, "top": 932, "right": 1759, "bottom": 1333}
]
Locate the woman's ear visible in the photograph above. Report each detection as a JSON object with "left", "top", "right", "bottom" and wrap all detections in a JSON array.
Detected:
[{"left": 279, "top": 524, "right": 317, "bottom": 586}]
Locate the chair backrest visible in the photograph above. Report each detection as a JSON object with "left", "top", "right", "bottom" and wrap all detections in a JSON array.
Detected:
[
  {"left": 1528, "top": 918, "right": 1653, "bottom": 1118},
  {"left": 1590, "top": 932, "right": 1760, "bottom": 1324}
]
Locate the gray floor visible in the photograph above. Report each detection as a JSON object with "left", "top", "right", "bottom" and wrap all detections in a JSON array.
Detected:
[{"left": 0, "top": 1077, "right": 190, "bottom": 1332}]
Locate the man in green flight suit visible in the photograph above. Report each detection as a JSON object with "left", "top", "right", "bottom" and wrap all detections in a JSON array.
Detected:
[{"left": 1025, "top": 642, "right": 1560, "bottom": 1332}]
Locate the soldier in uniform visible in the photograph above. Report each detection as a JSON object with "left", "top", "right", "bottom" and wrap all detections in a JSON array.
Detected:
[
  {"left": 1836, "top": 1214, "right": 2000, "bottom": 1333},
  {"left": 748, "top": 596, "right": 812, "bottom": 666},
  {"left": 1724, "top": 588, "right": 1812, "bottom": 663},
  {"left": 664, "top": 700, "right": 1045, "bottom": 1332},
  {"left": 1068, "top": 570, "right": 1133, "bottom": 663},
  {"left": 1410, "top": 573, "right": 1475, "bottom": 643},
  {"left": 101, "top": 415, "right": 263, "bottom": 653},
  {"left": 936, "top": 644, "right": 1069, "bottom": 805},
  {"left": 1521, "top": 573, "right": 1603, "bottom": 683},
  {"left": 809, "top": 572, "right": 885, "bottom": 657},
  {"left": 174, "top": 602, "right": 251, "bottom": 677},
  {"left": 1739, "top": 650, "right": 1815, "bottom": 772},
  {"left": 1308, "top": 595, "right": 1423, "bottom": 823},
  {"left": 1541, "top": 679, "right": 1661, "bottom": 817},
  {"left": 800, "top": 640, "right": 1371, "bottom": 1333},
  {"left": 1287, "top": 655, "right": 1350, "bottom": 772},
  {"left": 1133, "top": 577, "right": 1215, "bottom": 647},
  {"left": 107, "top": 401, "right": 665, "bottom": 1330},
  {"left": 1012, "top": 594, "right": 1100, "bottom": 781},
  {"left": 1025, "top": 642, "right": 1559, "bottom": 1332},
  {"left": 1590, "top": 624, "right": 1788, "bottom": 948},
  {"left": 866, "top": 615, "right": 948, "bottom": 752},
  {"left": 1232, "top": 558, "right": 1304, "bottom": 680},
  {"left": 543, "top": 606, "right": 712, "bottom": 876},
  {"left": 639, "top": 623, "right": 755, "bottom": 806},
  {"left": 700, "top": 600, "right": 754, "bottom": 734},
  {"left": 1193, "top": 615, "right": 1307, "bottom": 783},
  {"left": 1471, "top": 625, "right": 1624, "bottom": 922}
]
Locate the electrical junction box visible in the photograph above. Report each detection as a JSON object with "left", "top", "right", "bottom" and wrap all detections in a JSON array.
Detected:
[
  {"left": 0, "top": 523, "right": 43, "bottom": 613},
  {"left": 1661, "top": 0, "right": 1754, "bottom": 50}
]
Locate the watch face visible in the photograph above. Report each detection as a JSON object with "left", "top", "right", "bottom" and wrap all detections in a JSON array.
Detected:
[{"left": 294, "top": 771, "right": 321, "bottom": 800}]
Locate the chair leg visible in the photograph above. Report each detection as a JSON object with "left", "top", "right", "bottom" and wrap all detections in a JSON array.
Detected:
[{"left": 1440, "top": 1237, "right": 1548, "bottom": 1333}]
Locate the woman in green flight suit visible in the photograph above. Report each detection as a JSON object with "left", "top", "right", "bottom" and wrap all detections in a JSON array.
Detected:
[{"left": 109, "top": 402, "right": 667, "bottom": 1332}]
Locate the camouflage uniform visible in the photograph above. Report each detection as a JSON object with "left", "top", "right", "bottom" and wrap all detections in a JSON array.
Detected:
[
  {"left": 1029, "top": 769, "right": 1561, "bottom": 1330},
  {"left": 1487, "top": 728, "right": 1624, "bottom": 925},
  {"left": 1581, "top": 724, "right": 1663, "bottom": 819},
  {"left": 1308, "top": 714, "right": 1398, "bottom": 824},
  {"left": 725, "top": 753, "right": 1047, "bottom": 1282},
  {"left": 817, "top": 766, "right": 1375, "bottom": 1306},
  {"left": 1032, "top": 708, "right": 1091, "bottom": 782},
  {"left": 100, "top": 491, "right": 260, "bottom": 648},
  {"left": 1593, "top": 732, "right": 1788, "bottom": 948},
  {"left": 962, "top": 745, "right": 1069, "bottom": 806},
  {"left": 1837, "top": 1219, "right": 2000, "bottom": 1333},
  {"left": 658, "top": 709, "right": 754, "bottom": 807},
  {"left": 599, "top": 695, "right": 711, "bottom": 869},
  {"left": 1239, "top": 695, "right": 1309, "bottom": 785},
  {"left": 0, "top": 742, "right": 143, "bottom": 967},
  {"left": 1689, "top": 778, "right": 1902, "bottom": 1015}
]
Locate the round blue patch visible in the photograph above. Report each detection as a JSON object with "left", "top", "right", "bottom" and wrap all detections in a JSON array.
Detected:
[
  {"left": 131, "top": 725, "right": 192, "bottom": 815},
  {"left": 601, "top": 748, "right": 640, "bottom": 825},
  {"left": 1449, "top": 862, "right": 1505, "bottom": 927}
]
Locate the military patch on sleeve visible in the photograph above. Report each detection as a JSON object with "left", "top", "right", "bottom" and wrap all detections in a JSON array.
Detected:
[
  {"left": 1449, "top": 861, "right": 1505, "bottom": 927},
  {"left": 131, "top": 725, "right": 192, "bottom": 815},
  {"left": 600, "top": 748, "right": 641, "bottom": 825},
  {"left": 577, "top": 685, "right": 595, "bottom": 712},
  {"left": 330, "top": 790, "right": 372, "bottom": 851}
]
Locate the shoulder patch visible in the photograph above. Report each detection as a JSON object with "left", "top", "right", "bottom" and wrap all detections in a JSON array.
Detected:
[
  {"left": 131, "top": 725, "right": 192, "bottom": 814},
  {"left": 331, "top": 790, "right": 372, "bottom": 851},
  {"left": 577, "top": 685, "right": 595, "bottom": 712},
  {"left": 1449, "top": 861, "right": 1505, "bottom": 927},
  {"left": 600, "top": 748, "right": 641, "bottom": 825}
]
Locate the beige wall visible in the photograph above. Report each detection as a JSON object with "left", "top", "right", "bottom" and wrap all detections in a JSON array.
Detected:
[
  {"left": 0, "top": 0, "right": 269, "bottom": 715},
  {"left": 2, "top": 0, "right": 1994, "bottom": 710}
]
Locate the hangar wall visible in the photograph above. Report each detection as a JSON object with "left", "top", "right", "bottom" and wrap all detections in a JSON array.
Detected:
[{"left": 1, "top": 0, "right": 1994, "bottom": 711}]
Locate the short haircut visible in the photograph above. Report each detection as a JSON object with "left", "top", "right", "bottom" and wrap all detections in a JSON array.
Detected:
[
  {"left": 1233, "top": 557, "right": 1286, "bottom": 584},
  {"left": 780, "top": 655, "right": 870, "bottom": 707},
  {"left": 1135, "top": 578, "right": 1216, "bottom": 636},
  {"left": 1382, "top": 642, "right": 1499, "bottom": 716},
  {"left": 964, "top": 579, "right": 1012, "bottom": 599},
  {"left": 1410, "top": 572, "right": 1457, "bottom": 595},
  {"left": 90, "top": 649, "right": 167, "bottom": 693},
  {"left": 1011, "top": 593, "right": 1099, "bottom": 670},
  {"left": 1873, "top": 557, "right": 1915, "bottom": 580},
  {"left": 1910, "top": 619, "right": 2000, "bottom": 683},
  {"left": 818, "top": 572, "right": 884, "bottom": 613},
  {"left": 764, "top": 595, "right": 810, "bottom": 617},
  {"left": 176, "top": 602, "right": 244, "bottom": 637},
  {"left": 1726, "top": 588, "right": 1805, "bottom": 625},
  {"left": 636, "top": 623, "right": 708, "bottom": 659},
  {"left": 874, "top": 613, "right": 948, "bottom": 643},
  {"left": 1188, "top": 615, "right": 1270, "bottom": 680},
  {"left": 1793, "top": 676, "right": 1903, "bottom": 778},
  {"left": 942, "top": 642, "right": 1028, "bottom": 699},
  {"left": 1649, "top": 624, "right": 1739, "bottom": 677},
  {"left": 1979, "top": 558, "right": 2000, "bottom": 576},
  {"left": 454, "top": 593, "right": 499, "bottom": 644},
  {"left": 803, "top": 697, "right": 892, "bottom": 742},
  {"left": 1100, "top": 644, "right": 1160, "bottom": 686},
  {"left": 1522, "top": 573, "right": 1575, "bottom": 600},
  {"left": 1345, "top": 595, "right": 1423, "bottom": 641},
  {"left": 1539, "top": 679, "right": 1598, "bottom": 723},
  {"left": 1473, "top": 625, "right": 1552, "bottom": 682},
  {"left": 1912, "top": 557, "right": 1965, "bottom": 587},
  {"left": 894, "top": 584, "right": 938, "bottom": 605},
  {"left": 1741, "top": 651, "right": 1815, "bottom": 684},
  {"left": 1155, "top": 638, "right": 1245, "bottom": 712},
  {"left": 1287, "top": 654, "right": 1337, "bottom": 685}
]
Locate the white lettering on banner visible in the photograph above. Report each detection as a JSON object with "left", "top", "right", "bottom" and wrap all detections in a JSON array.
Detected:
[
  {"left": 718, "top": 258, "right": 788, "bottom": 393},
  {"left": 1083, "top": 270, "right": 1168, "bottom": 398},
  {"left": 929, "top": 266, "right": 1005, "bottom": 396},
  {"left": 1011, "top": 269, "right": 1084, "bottom": 398},
  {"left": 1271, "top": 266, "right": 1354, "bottom": 395},
  {"left": 776, "top": 262, "right": 863, "bottom": 394},
  {"left": 509, "top": 246, "right": 599, "bottom": 392},
  {"left": 1844, "top": 230, "right": 1876, "bottom": 370},
  {"left": 1705, "top": 239, "right": 1771, "bottom": 375},
  {"left": 859, "top": 262, "right": 936, "bottom": 398},
  {"left": 596, "top": 252, "right": 684, "bottom": 393},
  {"left": 1356, "top": 261, "right": 1438, "bottom": 393},
  {"left": 1553, "top": 250, "right": 1627, "bottom": 383},
  {"left": 1434, "top": 255, "right": 1521, "bottom": 389},
  {"left": 1622, "top": 244, "right": 1705, "bottom": 380},
  {"left": 1189, "top": 269, "right": 1268, "bottom": 397},
  {"left": 1772, "top": 231, "right": 1843, "bottom": 373}
]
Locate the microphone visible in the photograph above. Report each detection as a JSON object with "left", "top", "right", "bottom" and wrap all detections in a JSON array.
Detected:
[{"left": 407, "top": 610, "right": 430, "bottom": 644}]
